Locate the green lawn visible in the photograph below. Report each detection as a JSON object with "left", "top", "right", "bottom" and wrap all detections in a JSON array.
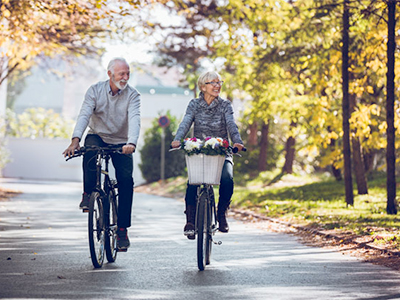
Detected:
[{"left": 231, "top": 172, "right": 400, "bottom": 246}]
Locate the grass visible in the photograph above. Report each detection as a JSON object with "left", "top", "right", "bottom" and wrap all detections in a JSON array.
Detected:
[{"left": 231, "top": 172, "right": 400, "bottom": 244}]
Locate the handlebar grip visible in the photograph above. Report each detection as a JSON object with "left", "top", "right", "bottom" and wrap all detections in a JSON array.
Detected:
[{"left": 232, "top": 147, "right": 247, "bottom": 153}]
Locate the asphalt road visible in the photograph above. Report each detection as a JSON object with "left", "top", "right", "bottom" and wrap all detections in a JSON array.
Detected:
[{"left": 1, "top": 178, "right": 400, "bottom": 300}]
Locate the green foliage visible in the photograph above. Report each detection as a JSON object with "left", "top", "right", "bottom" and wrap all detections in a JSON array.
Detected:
[
  {"left": 139, "top": 113, "right": 186, "bottom": 183},
  {"left": 150, "top": 0, "right": 398, "bottom": 179},
  {"left": 6, "top": 108, "right": 75, "bottom": 139}
]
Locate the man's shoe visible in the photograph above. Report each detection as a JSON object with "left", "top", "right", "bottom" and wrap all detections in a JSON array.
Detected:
[
  {"left": 79, "top": 193, "right": 90, "bottom": 212},
  {"left": 117, "top": 228, "right": 130, "bottom": 251},
  {"left": 217, "top": 210, "right": 229, "bottom": 233},
  {"left": 184, "top": 223, "right": 195, "bottom": 240}
]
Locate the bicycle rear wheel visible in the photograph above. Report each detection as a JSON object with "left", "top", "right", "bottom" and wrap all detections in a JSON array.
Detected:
[
  {"left": 105, "top": 188, "right": 118, "bottom": 263},
  {"left": 88, "top": 191, "right": 105, "bottom": 268},
  {"left": 197, "top": 191, "right": 210, "bottom": 271}
]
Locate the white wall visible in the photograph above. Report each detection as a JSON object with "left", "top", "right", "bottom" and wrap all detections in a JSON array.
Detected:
[{"left": 2, "top": 137, "right": 145, "bottom": 186}]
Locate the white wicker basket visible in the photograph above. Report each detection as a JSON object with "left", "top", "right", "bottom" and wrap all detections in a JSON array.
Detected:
[{"left": 185, "top": 154, "right": 225, "bottom": 185}]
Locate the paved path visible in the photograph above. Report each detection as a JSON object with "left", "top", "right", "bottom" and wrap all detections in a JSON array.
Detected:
[{"left": 1, "top": 178, "right": 400, "bottom": 300}]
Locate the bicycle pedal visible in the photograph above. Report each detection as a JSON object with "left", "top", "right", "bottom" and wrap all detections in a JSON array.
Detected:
[
  {"left": 82, "top": 208, "right": 89, "bottom": 213},
  {"left": 117, "top": 248, "right": 128, "bottom": 252},
  {"left": 213, "top": 240, "right": 222, "bottom": 245}
]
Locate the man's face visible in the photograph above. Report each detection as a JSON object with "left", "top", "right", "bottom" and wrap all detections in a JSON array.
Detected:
[{"left": 109, "top": 61, "right": 130, "bottom": 90}]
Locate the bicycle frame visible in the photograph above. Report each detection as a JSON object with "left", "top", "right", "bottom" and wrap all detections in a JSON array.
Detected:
[{"left": 195, "top": 184, "right": 218, "bottom": 237}]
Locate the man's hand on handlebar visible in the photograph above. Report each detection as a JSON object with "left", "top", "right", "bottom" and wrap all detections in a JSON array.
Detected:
[
  {"left": 63, "top": 137, "right": 80, "bottom": 158},
  {"left": 122, "top": 144, "right": 136, "bottom": 154}
]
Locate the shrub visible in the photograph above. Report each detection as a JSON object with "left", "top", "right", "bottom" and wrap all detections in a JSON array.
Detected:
[
  {"left": 6, "top": 107, "right": 74, "bottom": 138},
  {"left": 139, "top": 113, "right": 186, "bottom": 183}
]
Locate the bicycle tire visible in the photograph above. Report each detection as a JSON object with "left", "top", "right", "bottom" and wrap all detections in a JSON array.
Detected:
[
  {"left": 205, "top": 192, "right": 214, "bottom": 265},
  {"left": 105, "top": 188, "right": 118, "bottom": 263},
  {"left": 197, "top": 191, "right": 208, "bottom": 271},
  {"left": 88, "top": 191, "right": 105, "bottom": 268}
]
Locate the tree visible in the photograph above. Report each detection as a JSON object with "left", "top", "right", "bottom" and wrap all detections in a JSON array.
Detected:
[
  {"left": 142, "top": 0, "right": 221, "bottom": 95},
  {"left": 0, "top": 0, "right": 146, "bottom": 86},
  {"left": 386, "top": 0, "right": 397, "bottom": 214},
  {"left": 342, "top": 0, "right": 354, "bottom": 206}
]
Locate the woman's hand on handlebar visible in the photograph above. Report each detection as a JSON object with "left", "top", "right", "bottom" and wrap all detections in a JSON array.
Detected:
[
  {"left": 63, "top": 137, "right": 81, "bottom": 158},
  {"left": 233, "top": 143, "right": 245, "bottom": 152},
  {"left": 171, "top": 140, "right": 181, "bottom": 149}
]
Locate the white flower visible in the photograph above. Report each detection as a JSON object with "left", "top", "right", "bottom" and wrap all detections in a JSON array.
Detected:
[
  {"left": 204, "top": 138, "right": 220, "bottom": 149},
  {"left": 184, "top": 139, "right": 202, "bottom": 152}
]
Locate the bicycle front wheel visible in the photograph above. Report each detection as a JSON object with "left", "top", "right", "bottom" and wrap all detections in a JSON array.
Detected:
[
  {"left": 105, "top": 188, "right": 118, "bottom": 263},
  {"left": 88, "top": 191, "right": 105, "bottom": 268},
  {"left": 205, "top": 192, "right": 214, "bottom": 266},
  {"left": 197, "top": 191, "right": 209, "bottom": 271}
]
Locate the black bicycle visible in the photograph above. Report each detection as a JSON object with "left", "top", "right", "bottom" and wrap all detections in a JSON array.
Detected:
[{"left": 66, "top": 145, "right": 121, "bottom": 268}]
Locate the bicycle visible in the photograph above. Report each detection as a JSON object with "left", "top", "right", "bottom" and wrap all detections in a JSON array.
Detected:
[
  {"left": 171, "top": 146, "right": 245, "bottom": 271},
  {"left": 66, "top": 145, "right": 121, "bottom": 268}
]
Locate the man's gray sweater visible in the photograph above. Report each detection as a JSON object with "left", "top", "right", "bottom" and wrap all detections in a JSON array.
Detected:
[{"left": 72, "top": 80, "right": 141, "bottom": 145}]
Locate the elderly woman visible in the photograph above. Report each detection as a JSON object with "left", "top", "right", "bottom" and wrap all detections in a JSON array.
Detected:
[{"left": 171, "top": 71, "right": 245, "bottom": 239}]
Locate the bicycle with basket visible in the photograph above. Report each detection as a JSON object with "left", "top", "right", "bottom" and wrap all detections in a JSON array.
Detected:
[{"left": 172, "top": 137, "right": 245, "bottom": 271}]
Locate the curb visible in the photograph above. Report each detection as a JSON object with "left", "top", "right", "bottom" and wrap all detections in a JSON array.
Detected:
[{"left": 231, "top": 208, "right": 400, "bottom": 257}]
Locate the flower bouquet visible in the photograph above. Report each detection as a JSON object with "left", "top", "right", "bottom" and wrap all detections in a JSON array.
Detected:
[
  {"left": 182, "top": 137, "right": 229, "bottom": 156},
  {"left": 181, "top": 137, "right": 229, "bottom": 185}
]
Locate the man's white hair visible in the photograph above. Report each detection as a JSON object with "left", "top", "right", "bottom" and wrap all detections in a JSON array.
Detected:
[{"left": 107, "top": 57, "right": 129, "bottom": 74}]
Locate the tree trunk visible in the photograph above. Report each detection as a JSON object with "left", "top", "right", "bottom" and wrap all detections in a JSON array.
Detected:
[
  {"left": 363, "top": 150, "right": 377, "bottom": 173},
  {"left": 283, "top": 136, "right": 295, "bottom": 174},
  {"left": 352, "top": 136, "right": 368, "bottom": 194},
  {"left": 349, "top": 93, "right": 368, "bottom": 195},
  {"left": 258, "top": 120, "right": 269, "bottom": 172},
  {"left": 386, "top": 0, "right": 397, "bottom": 214},
  {"left": 282, "top": 122, "right": 296, "bottom": 174},
  {"left": 328, "top": 126, "right": 342, "bottom": 181},
  {"left": 342, "top": 0, "right": 354, "bottom": 206},
  {"left": 248, "top": 122, "right": 258, "bottom": 149}
]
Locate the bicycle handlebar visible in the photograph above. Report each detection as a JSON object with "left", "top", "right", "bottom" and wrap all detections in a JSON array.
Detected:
[
  {"left": 232, "top": 146, "right": 247, "bottom": 153},
  {"left": 65, "top": 145, "right": 123, "bottom": 161}
]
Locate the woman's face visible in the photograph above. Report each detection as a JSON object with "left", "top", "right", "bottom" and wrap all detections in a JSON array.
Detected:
[{"left": 202, "top": 78, "right": 223, "bottom": 99}]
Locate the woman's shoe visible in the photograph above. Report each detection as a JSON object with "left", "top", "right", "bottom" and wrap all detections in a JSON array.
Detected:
[
  {"left": 184, "top": 205, "right": 196, "bottom": 240},
  {"left": 217, "top": 210, "right": 229, "bottom": 233}
]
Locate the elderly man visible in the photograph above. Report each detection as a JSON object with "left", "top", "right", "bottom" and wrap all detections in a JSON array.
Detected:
[{"left": 63, "top": 57, "right": 141, "bottom": 251}]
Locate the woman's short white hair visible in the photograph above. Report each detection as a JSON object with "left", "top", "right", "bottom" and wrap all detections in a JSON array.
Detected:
[
  {"left": 197, "top": 71, "right": 221, "bottom": 88},
  {"left": 107, "top": 57, "right": 129, "bottom": 74}
]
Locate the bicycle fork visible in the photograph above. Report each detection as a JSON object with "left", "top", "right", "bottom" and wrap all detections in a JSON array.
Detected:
[{"left": 207, "top": 187, "right": 222, "bottom": 246}]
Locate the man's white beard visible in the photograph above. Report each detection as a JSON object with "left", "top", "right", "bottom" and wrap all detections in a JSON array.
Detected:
[{"left": 112, "top": 76, "right": 128, "bottom": 90}]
